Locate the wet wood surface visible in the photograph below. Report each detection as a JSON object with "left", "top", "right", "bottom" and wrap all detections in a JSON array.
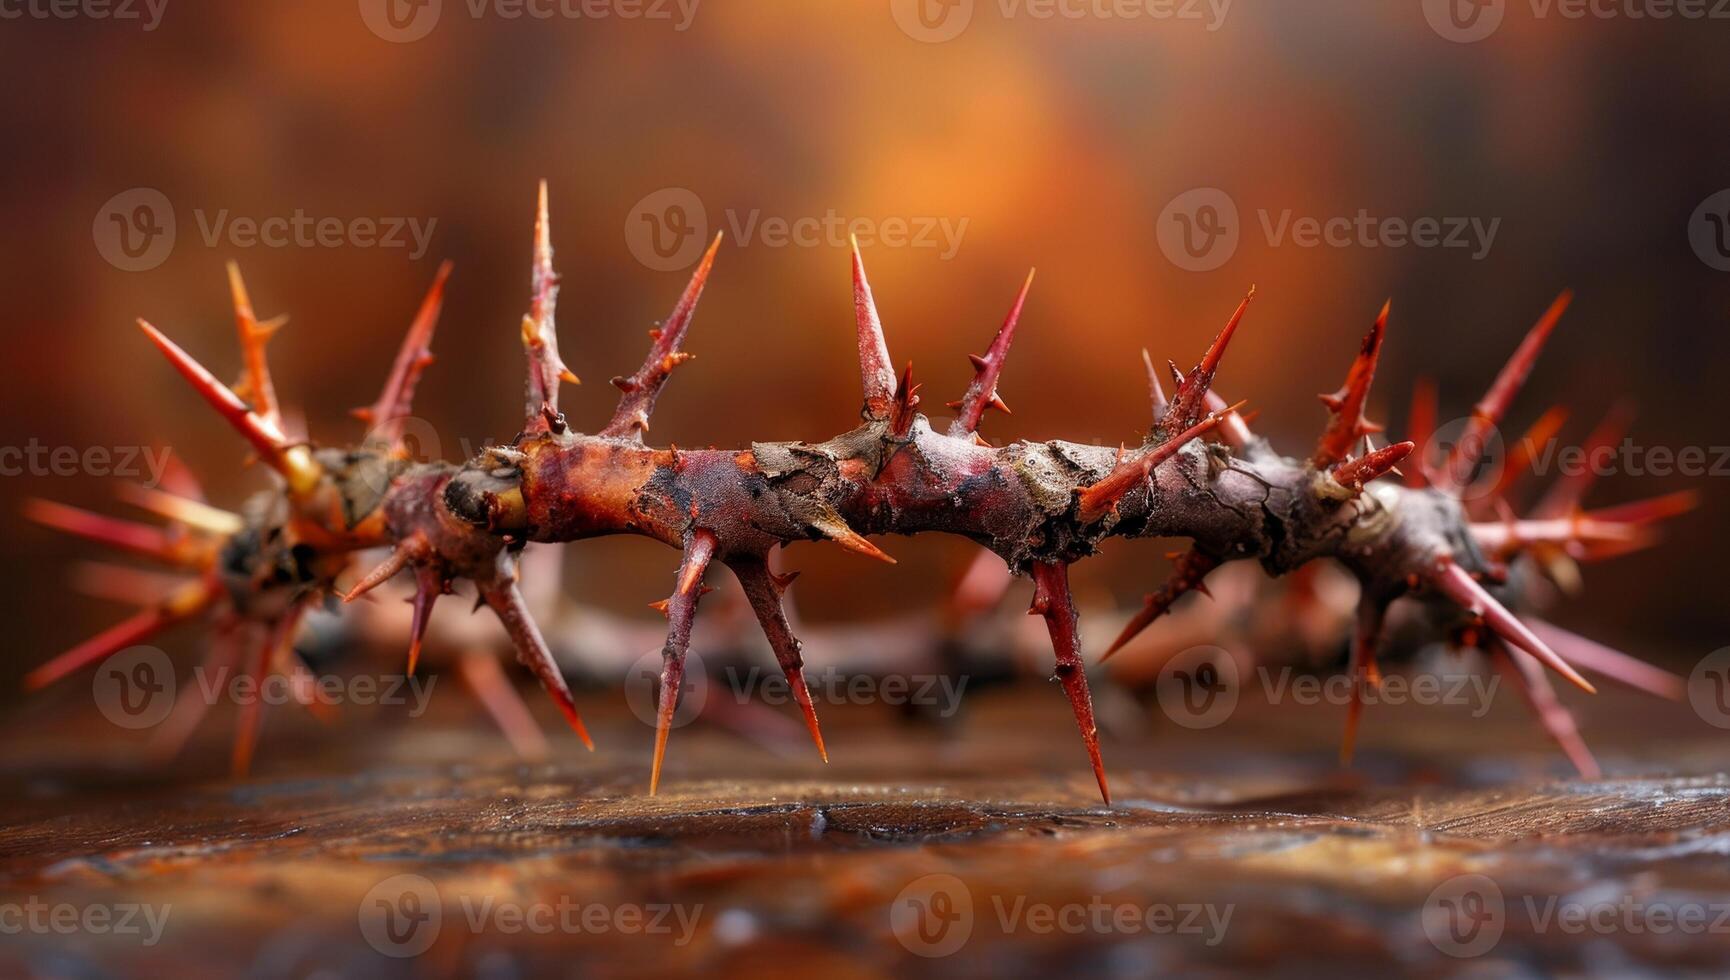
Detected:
[{"left": 3, "top": 677, "right": 1729, "bottom": 978}]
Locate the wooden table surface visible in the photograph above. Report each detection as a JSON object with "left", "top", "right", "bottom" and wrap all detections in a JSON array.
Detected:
[{"left": 3, "top": 668, "right": 1729, "bottom": 978}]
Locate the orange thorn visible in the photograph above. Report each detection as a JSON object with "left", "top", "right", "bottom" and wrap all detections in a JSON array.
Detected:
[
  {"left": 947, "top": 268, "right": 1033, "bottom": 439},
  {"left": 343, "top": 548, "right": 412, "bottom": 603},
  {"left": 1078, "top": 401, "right": 1244, "bottom": 524},
  {"left": 226, "top": 261, "right": 280, "bottom": 428},
  {"left": 114, "top": 484, "right": 244, "bottom": 537},
  {"left": 459, "top": 650, "right": 550, "bottom": 760},
  {"left": 1165, "top": 286, "right": 1253, "bottom": 432},
  {"left": 1437, "top": 291, "right": 1571, "bottom": 494},
  {"left": 1102, "top": 550, "right": 1221, "bottom": 660},
  {"left": 1333, "top": 441, "right": 1416, "bottom": 491},
  {"left": 360, "top": 260, "right": 453, "bottom": 448},
  {"left": 850, "top": 235, "right": 898, "bottom": 419},
  {"left": 136, "top": 319, "right": 322, "bottom": 495},
  {"left": 25, "top": 579, "right": 218, "bottom": 690},
  {"left": 1431, "top": 559, "right": 1596, "bottom": 694},
  {"left": 25, "top": 499, "right": 193, "bottom": 566},
  {"left": 1029, "top": 561, "right": 1110, "bottom": 804},
  {"left": 231, "top": 604, "right": 306, "bottom": 778},
  {"left": 1313, "top": 302, "right": 1388, "bottom": 468},
  {"left": 601, "top": 232, "right": 723, "bottom": 439},
  {"left": 811, "top": 510, "right": 896, "bottom": 564},
  {"left": 1339, "top": 598, "right": 1387, "bottom": 767}
]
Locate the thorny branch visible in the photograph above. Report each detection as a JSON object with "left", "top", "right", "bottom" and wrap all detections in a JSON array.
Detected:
[{"left": 28, "top": 183, "right": 1698, "bottom": 801}]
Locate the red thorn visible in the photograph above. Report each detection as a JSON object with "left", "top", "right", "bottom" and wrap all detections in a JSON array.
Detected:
[
  {"left": 342, "top": 548, "right": 412, "bottom": 603},
  {"left": 650, "top": 530, "right": 719, "bottom": 794},
  {"left": 145, "top": 626, "right": 239, "bottom": 763},
  {"left": 888, "top": 361, "right": 923, "bottom": 439},
  {"left": 454, "top": 663, "right": 544, "bottom": 767},
  {"left": 25, "top": 579, "right": 218, "bottom": 691},
  {"left": 1165, "top": 286, "right": 1253, "bottom": 433},
  {"left": 25, "top": 499, "right": 193, "bottom": 566},
  {"left": 1492, "top": 405, "right": 1571, "bottom": 501},
  {"left": 1431, "top": 559, "right": 1596, "bottom": 694},
  {"left": 155, "top": 454, "right": 207, "bottom": 503},
  {"left": 850, "top": 236, "right": 898, "bottom": 420},
  {"left": 1437, "top": 291, "right": 1572, "bottom": 495},
  {"left": 459, "top": 650, "right": 550, "bottom": 760},
  {"left": 1340, "top": 597, "right": 1387, "bottom": 767},
  {"left": 232, "top": 604, "right": 305, "bottom": 778},
  {"left": 1526, "top": 617, "right": 1685, "bottom": 701},
  {"left": 1204, "top": 391, "right": 1253, "bottom": 450},
  {"left": 1078, "top": 401, "right": 1245, "bottom": 524},
  {"left": 114, "top": 483, "right": 243, "bottom": 537},
  {"left": 676, "top": 532, "right": 714, "bottom": 596},
  {"left": 1468, "top": 487, "right": 1693, "bottom": 562},
  {"left": 601, "top": 233, "right": 723, "bottom": 439},
  {"left": 136, "top": 318, "right": 287, "bottom": 460},
  {"left": 521, "top": 181, "right": 576, "bottom": 435},
  {"left": 1313, "top": 302, "right": 1388, "bottom": 468},
  {"left": 483, "top": 570, "right": 593, "bottom": 751},
  {"left": 734, "top": 557, "right": 828, "bottom": 762},
  {"left": 361, "top": 260, "right": 453, "bottom": 449},
  {"left": 1101, "top": 550, "right": 1221, "bottom": 660},
  {"left": 70, "top": 561, "right": 192, "bottom": 606},
  {"left": 1586, "top": 490, "right": 1698, "bottom": 527},
  {"left": 811, "top": 508, "right": 896, "bottom": 564},
  {"left": 406, "top": 565, "right": 444, "bottom": 677},
  {"left": 1491, "top": 639, "right": 1601, "bottom": 779},
  {"left": 226, "top": 262, "right": 281, "bottom": 429},
  {"left": 1028, "top": 561, "right": 1110, "bottom": 805},
  {"left": 1333, "top": 441, "right": 1415, "bottom": 492},
  {"left": 947, "top": 548, "right": 1013, "bottom": 625},
  {"left": 947, "top": 268, "right": 1033, "bottom": 439},
  {"left": 1141, "top": 349, "right": 1169, "bottom": 430},
  {"left": 1406, "top": 377, "right": 1438, "bottom": 487},
  {"left": 1533, "top": 400, "right": 1636, "bottom": 519}
]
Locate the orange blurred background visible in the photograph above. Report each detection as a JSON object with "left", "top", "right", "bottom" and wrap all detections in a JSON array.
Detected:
[{"left": 3, "top": 0, "right": 1728, "bottom": 677}]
